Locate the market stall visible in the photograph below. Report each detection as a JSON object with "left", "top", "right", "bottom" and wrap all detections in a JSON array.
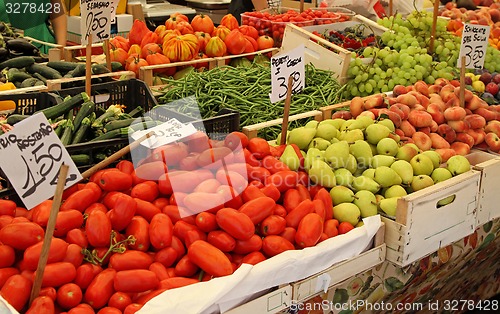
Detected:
[{"left": 0, "top": 0, "right": 499, "bottom": 313}]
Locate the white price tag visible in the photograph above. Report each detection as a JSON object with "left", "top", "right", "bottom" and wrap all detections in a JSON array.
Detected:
[
  {"left": 315, "top": 273, "right": 331, "bottom": 293},
  {"left": 269, "top": 44, "right": 305, "bottom": 103},
  {"left": 80, "top": 0, "right": 113, "bottom": 44},
  {"left": 457, "top": 24, "right": 490, "bottom": 70},
  {"left": 110, "top": 0, "right": 120, "bottom": 24},
  {"left": 0, "top": 113, "right": 82, "bottom": 209},
  {"left": 131, "top": 118, "right": 197, "bottom": 149}
]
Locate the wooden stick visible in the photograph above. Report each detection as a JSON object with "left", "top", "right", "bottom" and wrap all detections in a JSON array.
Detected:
[
  {"left": 104, "top": 39, "right": 112, "bottom": 72},
  {"left": 280, "top": 76, "right": 294, "bottom": 145},
  {"left": 460, "top": 56, "right": 466, "bottom": 108},
  {"left": 85, "top": 34, "right": 93, "bottom": 96},
  {"left": 429, "top": 0, "right": 440, "bottom": 53},
  {"left": 30, "top": 164, "right": 70, "bottom": 305},
  {"left": 299, "top": 0, "right": 304, "bottom": 13},
  {"left": 389, "top": 0, "right": 393, "bottom": 16},
  {"left": 81, "top": 131, "right": 155, "bottom": 179}
]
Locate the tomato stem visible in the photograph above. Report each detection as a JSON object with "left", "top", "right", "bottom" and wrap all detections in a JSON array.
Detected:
[{"left": 82, "top": 231, "right": 137, "bottom": 265}]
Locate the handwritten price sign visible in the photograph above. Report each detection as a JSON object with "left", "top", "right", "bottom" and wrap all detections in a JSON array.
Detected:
[
  {"left": 269, "top": 44, "right": 305, "bottom": 103},
  {"left": 457, "top": 24, "right": 491, "bottom": 69},
  {"left": 80, "top": 0, "right": 113, "bottom": 44},
  {"left": 0, "top": 113, "right": 82, "bottom": 209},
  {"left": 130, "top": 118, "right": 197, "bottom": 149}
]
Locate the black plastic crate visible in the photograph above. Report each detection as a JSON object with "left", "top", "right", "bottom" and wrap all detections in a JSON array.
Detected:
[{"left": 0, "top": 90, "right": 59, "bottom": 115}]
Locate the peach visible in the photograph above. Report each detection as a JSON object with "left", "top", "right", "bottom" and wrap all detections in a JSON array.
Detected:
[
  {"left": 435, "top": 148, "right": 457, "bottom": 163},
  {"left": 395, "top": 128, "right": 405, "bottom": 138},
  {"left": 435, "top": 78, "right": 450, "bottom": 87},
  {"left": 393, "top": 84, "right": 408, "bottom": 96},
  {"left": 465, "top": 96, "right": 488, "bottom": 111},
  {"left": 448, "top": 120, "right": 471, "bottom": 133},
  {"left": 379, "top": 109, "right": 402, "bottom": 127},
  {"left": 485, "top": 132, "right": 500, "bottom": 152},
  {"left": 396, "top": 93, "right": 418, "bottom": 108},
  {"left": 437, "top": 124, "right": 457, "bottom": 143},
  {"left": 473, "top": 107, "right": 497, "bottom": 121},
  {"left": 414, "top": 80, "right": 430, "bottom": 97},
  {"left": 368, "top": 108, "right": 380, "bottom": 118},
  {"left": 331, "top": 111, "right": 352, "bottom": 119},
  {"left": 464, "top": 114, "right": 486, "bottom": 129},
  {"left": 349, "top": 97, "right": 365, "bottom": 118},
  {"left": 430, "top": 120, "right": 439, "bottom": 133},
  {"left": 412, "top": 131, "right": 432, "bottom": 151},
  {"left": 417, "top": 94, "right": 430, "bottom": 109},
  {"left": 445, "top": 95, "right": 461, "bottom": 109},
  {"left": 408, "top": 110, "right": 433, "bottom": 128},
  {"left": 456, "top": 132, "right": 476, "bottom": 148},
  {"left": 387, "top": 97, "right": 398, "bottom": 106},
  {"left": 417, "top": 127, "right": 431, "bottom": 135},
  {"left": 389, "top": 104, "right": 406, "bottom": 120},
  {"left": 358, "top": 111, "right": 376, "bottom": 120},
  {"left": 444, "top": 106, "right": 467, "bottom": 121},
  {"left": 400, "top": 120, "right": 416, "bottom": 137},
  {"left": 391, "top": 104, "right": 411, "bottom": 120},
  {"left": 430, "top": 133, "right": 451, "bottom": 149},
  {"left": 465, "top": 108, "right": 473, "bottom": 115},
  {"left": 428, "top": 84, "right": 442, "bottom": 94},
  {"left": 451, "top": 142, "right": 471, "bottom": 156},
  {"left": 427, "top": 103, "right": 445, "bottom": 124},
  {"left": 363, "top": 94, "right": 385, "bottom": 110},
  {"left": 450, "top": 80, "right": 461, "bottom": 87},
  {"left": 439, "top": 84, "right": 456, "bottom": 103},
  {"left": 466, "top": 128, "right": 486, "bottom": 146},
  {"left": 406, "top": 85, "right": 414, "bottom": 93},
  {"left": 485, "top": 120, "right": 500, "bottom": 137},
  {"left": 453, "top": 86, "right": 474, "bottom": 102}
]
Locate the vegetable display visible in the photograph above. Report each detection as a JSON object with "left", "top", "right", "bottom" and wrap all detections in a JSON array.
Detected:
[
  {"left": 0, "top": 131, "right": 355, "bottom": 313},
  {"left": 156, "top": 62, "right": 346, "bottom": 139}
]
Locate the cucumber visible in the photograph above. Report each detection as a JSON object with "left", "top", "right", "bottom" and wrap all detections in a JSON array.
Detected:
[
  {"left": 6, "top": 114, "right": 30, "bottom": 124},
  {"left": 69, "top": 64, "right": 86, "bottom": 78},
  {"left": 73, "top": 100, "right": 95, "bottom": 131},
  {"left": 0, "top": 56, "right": 36, "bottom": 71},
  {"left": 91, "top": 63, "right": 111, "bottom": 75},
  {"left": 103, "top": 117, "right": 153, "bottom": 133},
  {"left": 60, "top": 110, "right": 74, "bottom": 146},
  {"left": 46, "top": 61, "right": 79, "bottom": 73},
  {"left": 32, "top": 73, "right": 47, "bottom": 84},
  {"left": 36, "top": 92, "right": 90, "bottom": 120},
  {"left": 26, "top": 63, "right": 62, "bottom": 80},
  {"left": 21, "top": 77, "right": 42, "bottom": 88},
  {"left": 6, "top": 68, "right": 32, "bottom": 82},
  {"left": 70, "top": 154, "right": 91, "bottom": 166},
  {"left": 90, "top": 128, "right": 127, "bottom": 141},
  {"left": 71, "top": 113, "right": 95, "bottom": 144}
]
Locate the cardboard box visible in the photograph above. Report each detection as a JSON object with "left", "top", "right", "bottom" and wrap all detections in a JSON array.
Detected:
[{"left": 65, "top": 0, "right": 127, "bottom": 16}]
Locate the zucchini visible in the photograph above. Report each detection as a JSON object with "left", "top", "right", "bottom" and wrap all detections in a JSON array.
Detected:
[
  {"left": 71, "top": 113, "right": 95, "bottom": 144},
  {"left": 128, "top": 106, "right": 144, "bottom": 118},
  {"left": 92, "top": 105, "right": 124, "bottom": 129},
  {"left": 0, "top": 56, "right": 36, "bottom": 71},
  {"left": 54, "top": 123, "right": 64, "bottom": 137},
  {"left": 71, "top": 154, "right": 91, "bottom": 166},
  {"left": 105, "top": 61, "right": 124, "bottom": 72},
  {"left": 69, "top": 64, "right": 86, "bottom": 78},
  {"left": 91, "top": 63, "right": 111, "bottom": 75},
  {"left": 21, "top": 77, "right": 42, "bottom": 88},
  {"left": 26, "top": 63, "right": 62, "bottom": 80},
  {"left": 32, "top": 73, "right": 47, "bottom": 84},
  {"left": 73, "top": 100, "right": 95, "bottom": 131},
  {"left": 6, "top": 68, "right": 32, "bottom": 82},
  {"left": 60, "top": 110, "right": 74, "bottom": 146},
  {"left": 6, "top": 114, "right": 29, "bottom": 124},
  {"left": 90, "top": 127, "right": 128, "bottom": 142},
  {"left": 46, "top": 61, "right": 79, "bottom": 73},
  {"left": 37, "top": 92, "right": 90, "bottom": 120},
  {"left": 103, "top": 117, "right": 153, "bottom": 133},
  {"left": 128, "top": 120, "right": 158, "bottom": 132}
]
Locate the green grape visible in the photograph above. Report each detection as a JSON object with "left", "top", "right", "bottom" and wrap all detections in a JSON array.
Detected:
[
  {"left": 365, "top": 83, "right": 373, "bottom": 93},
  {"left": 350, "top": 85, "right": 359, "bottom": 97},
  {"left": 359, "top": 84, "right": 366, "bottom": 93},
  {"left": 381, "top": 85, "right": 389, "bottom": 93},
  {"left": 361, "top": 72, "right": 369, "bottom": 81},
  {"left": 354, "top": 75, "right": 362, "bottom": 84}
]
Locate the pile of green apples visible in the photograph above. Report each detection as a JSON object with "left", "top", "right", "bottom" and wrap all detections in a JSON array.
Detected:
[{"left": 278, "top": 115, "right": 472, "bottom": 224}]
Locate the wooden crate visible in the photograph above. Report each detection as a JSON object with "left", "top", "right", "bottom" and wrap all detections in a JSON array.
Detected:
[
  {"left": 242, "top": 110, "right": 323, "bottom": 139},
  {"left": 45, "top": 71, "right": 136, "bottom": 91},
  {"left": 383, "top": 170, "right": 481, "bottom": 267},
  {"left": 138, "top": 48, "right": 280, "bottom": 87},
  {"left": 225, "top": 285, "right": 293, "bottom": 314},
  {"left": 291, "top": 224, "right": 386, "bottom": 303},
  {"left": 466, "top": 150, "right": 500, "bottom": 226},
  {"left": 281, "top": 16, "right": 387, "bottom": 85}
]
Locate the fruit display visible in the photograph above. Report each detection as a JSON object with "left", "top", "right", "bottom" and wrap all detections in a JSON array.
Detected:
[
  {"left": 463, "top": 69, "right": 500, "bottom": 103},
  {"left": 241, "top": 7, "right": 353, "bottom": 46},
  {"left": 342, "top": 10, "right": 500, "bottom": 98},
  {"left": 110, "top": 14, "right": 274, "bottom": 78},
  {"left": 156, "top": 62, "right": 345, "bottom": 140},
  {"left": 311, "top": 24, "right": 379, "bottom": 56},
  {"left": 0, "top": 129, "right": 369, "bottom": 313},
  {"left": 440, "top": 1, "right": 500, "bottom": 50}
]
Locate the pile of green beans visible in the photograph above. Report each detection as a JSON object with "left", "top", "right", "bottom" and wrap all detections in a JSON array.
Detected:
[{"left": 156, "top": 63, "right": 346, "bottom": 139}]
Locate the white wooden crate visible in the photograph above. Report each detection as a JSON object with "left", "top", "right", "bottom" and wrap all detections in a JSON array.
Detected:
[
  {"left": 383, "top": 170, "right": 481, "bottom": 267},
  {"left": 466, "top": 150, "right": 500, "bottom": 226},
  {"left": 291, "top": 224, "right": 386, "bottom": 303},
  {"left": 225, "top": 285, "right": 293, "bottom": 314}
]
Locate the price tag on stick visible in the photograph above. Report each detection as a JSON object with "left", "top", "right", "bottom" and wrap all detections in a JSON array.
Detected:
[
  {"left": 110, "top": 0, "right": 119, "bottom": 24},
  {"left": 457, "top": 23, "right": 490, "bottom": 70},
  {"left": 0, "top": 113, "right": 82, "bottom": 209},
  {"left": 80, "top": 0, "right": 113, "bottom": 45},
  {"left": 270, "top": 44, "right": 305, "bottom": 104}
]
